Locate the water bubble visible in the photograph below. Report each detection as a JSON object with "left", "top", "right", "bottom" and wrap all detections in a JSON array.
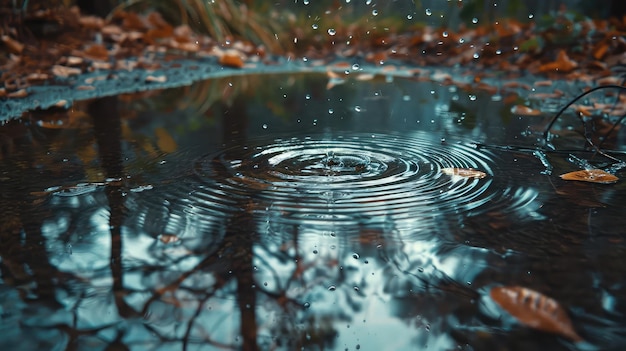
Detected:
[
  {"left": 366, "top": 0, "right": 372, "bottom": 4},
  {"left": 328, "top": 109, "right": 334, "bottom": 114},
  {"left": 262, "top": 124, "right": 268, "bottom": 129},
  {"left": 305, "top": 94, "right": 311, "bottom": 100},
  {"left": 372, "top": 9, "right": 378, "bottom": 16},
  {"left": 352, "top": 63, "right": 360, "bottom": 70},
  {"left": 312, "top": 23, "right": 318, "bottom": 30},
  {"left": 473, "top": 53, "right": 479, "bottom": 59},
  {"left": 352, "top": 253, "right": 360, "bottom": 259},
  {"left": 407, "top": 14, "right": 413, "bottom": 20},
  {"left": 472, "top": 17, "right": 478, "bottom": 24},
  {"left": 495, "top": 49, "right": 502, "bottom": 55},
  {"left": 528, "top": 14, "right": 534, "bottom": 19},
  {"left": 469, "top": 94, "right": 477, "bottom": 101},
  {"left": 303, "top": 0, "right": 309, "bottom": 4},
  {"left": 425, "top": 8, "right": 432, "bottom": 16},
  {"left": 442, "top": 31, "right": 448, "bottom": 38},
  {"left": 354, "top": 106, "right": 362, "bottom": 112},
  {"left": 328, "top": 28, "right": 336, "bottom": 36}
]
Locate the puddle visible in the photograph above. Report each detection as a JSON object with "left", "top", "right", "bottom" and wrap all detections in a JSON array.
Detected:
[{"left": 1, "top": 73, "right": 626, "bottom": 350}]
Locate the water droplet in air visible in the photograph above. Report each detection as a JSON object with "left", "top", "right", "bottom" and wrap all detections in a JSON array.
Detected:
[
  {"left": 328, "top": 28, "right": 336, "bottom": 36},
  {"left": 354, "top": 106, "right": 362, "bottom": 112},
  {"left": 372, "top": 10, "right": 378, "bottom": 16},
  {"left": 328, "top": 109, "right": 334, "bottom": 114},
  {"left": 262, "top": 124, "right": 268, "bottom": 129},
  {"left": 312, "top": 23, "right": 318, "bottom": 30},
  {"left": 407, "top": 14, "right": 413, "bottom": 20},
  {"left": 472, "top": 17, "right": 479, "bottom": 24},
  {"left": 425, "top": 8, "right": 432, "bottom": 16}
]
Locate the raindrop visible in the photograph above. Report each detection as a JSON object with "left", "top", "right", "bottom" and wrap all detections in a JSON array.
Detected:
[
  {"left": 313, "top": 249, "right": 318, "bottom": 254},
  {"left": 303, "top": 302, "right": 311, "bottom": 308},
  {"left": 442, "top": 31, "right": 448, "bottom": 38},
  {"left": 351, "top": 63, "right": 360, "bottom": 70},
  {"left": 495, "top": 49, "right": 502, "bottom": 55},
  {"left": 366, "top": 0, "right": 372, "bottom": 4},
  {"left": 352, "top": 253, "right": 360, "bottom": 259},
  {"left": 328, "top": 108, "right": 334, "bottom": 114},
  {"left": 472, "top": 17, "right": 478, "bottom": 24},
  {"left": 312, "top": 23, "right": 318, "bottom": 30},
  {"left": 469, "top": 94, "right": 477, "bottom": 101},
  {"left": 407, "top": 14, "right": 413, "bottom": 20},
  {"left": 528, "top": 14, "right": 534, "bottom": 19},
  {"left": 402, "top": 95, "right": 411, "bottom": 101},
  {"left": 372, "top": 9, "right": 378, "bottom": 16},
  {"left": 425, "top": 8, "right": 432, "bottom": 16},
  {"left": 328, "top": 285, "right": 336, "bottom": 291},
  {"left": 354, "top": 106, "right": 362, "bottom": 112},
  {"left": 354, "top": 286, "right": 360, "bottom": 291},
  {"left": 303, "top": 0, "right": 309, "bottom": 4},
  {"left": 328, "top": 28, "right": 336, "bottom": 36},
  {"left": 262, "top": 124, "right": 268, "bottom": 129},
  {"left": 473, "top": 53, "right": 479, "bottom": 59}
]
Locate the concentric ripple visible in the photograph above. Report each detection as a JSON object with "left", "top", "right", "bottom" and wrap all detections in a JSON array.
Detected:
[{"left": 191, "top": 133, "right": 539, "bottom": 228}]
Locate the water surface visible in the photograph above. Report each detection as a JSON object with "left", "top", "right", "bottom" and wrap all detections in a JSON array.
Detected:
[{"left": 1, "top": 73, "right": 626, "bottom": 350}]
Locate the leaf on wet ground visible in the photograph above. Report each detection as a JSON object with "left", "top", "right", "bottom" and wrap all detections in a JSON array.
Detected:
[
  {"left": 490, "top": 285, "right": 583, "bottom": 342},
  {"left": 510, "top": 105, "right": 542, "bottom": 116},
  {"left": 441, "top": 167, "right": 487, "bottom": 179},
  {"left": 559, "top": 169, "right": 618, "bottom": 184},
  {"left": 539, "top": 50, "right": 579, "bottom": 73}
]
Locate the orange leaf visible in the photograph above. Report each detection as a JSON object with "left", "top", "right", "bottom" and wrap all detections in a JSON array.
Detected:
[
  {"left": 219, "top": 50, "right": 245, "bottom": 68},
  {"left": 490, "top": 286, "right": 583, "bottom": 342},
  {"left": 539, "top": 50, "right": 578, "bottom": 73},
  {"left": 441, "top": 168, "right": 487, "bottom": 179},
  {"left": 511, "top": 105, "right": 542, "bottom": 116},
  {"left": 560, "top": 169, "right": 618, "bottom": 184}
]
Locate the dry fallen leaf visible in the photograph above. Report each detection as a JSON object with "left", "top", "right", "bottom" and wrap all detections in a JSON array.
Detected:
[
  {"left": 560, "top": 169, "right": 618, "bottom": 184},
  {"left": 219, "top": 50, "right": 245, "bottom": 68},
  {"left": 511, "top": 105, "right": 542, "bottom": 116},
  {"left": 490, "top": 286, "right": 583, "bottom": 342},
  {"left": 441, "top": 167, "right": 487, "bottom": 179},
  {"left": 539, "top": 49, "right": 578, "bottom": 73}
]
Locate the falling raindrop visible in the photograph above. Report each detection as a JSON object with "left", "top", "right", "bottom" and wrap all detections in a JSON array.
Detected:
[
  {"left": 352, "top": 63, "right": 360, "bottom": 70},
  {"left": 262, "top": 124, "right": 268, "bottom": 129},
  {"left": 425, "top": 8, "right": 432, "bottom": 16},
  {"left": 303, "top": 302, "right": 311, "bottom": 308},
  {"left": 352, "top": 253, "right": 360, "bottom": 259},
  {"left": 472, "top": 17, "right": 479, "bottom": 24},
  {"left": 407, "top": 14, "right": 413, "bottom": 20},
  {"left": 372, "top": 9, "right": 378, "bottom": 16},
  {"left": 328, "top": 108, "right": 334, "bottom": 114},
  {"left": 354, "top": 106, "right": 362, "bottom": 112},
  {"left": 328, "top": 28, "right": 336, "bottom": 36},
  {"left": 328, "top": 285, "right": 336, "bottom": 291},
  {"left": 312, "top": 23, "right": 318, "bottom": 30}
]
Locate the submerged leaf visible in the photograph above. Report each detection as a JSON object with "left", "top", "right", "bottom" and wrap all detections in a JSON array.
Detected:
[
  {"left": 559, "top": 169, "right": 618, "bottom": 184},
  {"left": 441, "top": 167, "right": 487, "bottom": 179},
  {"left": 490, "top": 286, "right": 583, "bottom": 342}
]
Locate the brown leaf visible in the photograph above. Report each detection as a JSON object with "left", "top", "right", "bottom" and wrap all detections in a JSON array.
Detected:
[
  {"left": 511, "top": 105, "right": 542, "bottom": 116},
  {"left": 1, "top": 35, "right": 24, "bottom": 54},
  {"left": 154, "top": 127, "right": 177, "bottom": 153},
  {"left": 559, "top": 169, "right": 618, "bottom": 184},
  {"left": 219, "top": 50, "right": 245, "bottom": 68},
  {"left": 441, "top": 168, "right": 487, "bottom": 179},
  {"left": 539, "top": 50, "right": 578, "bottom": 73},
  {"left": 490, "top": 286, "right": 583, "bottom": 342}
]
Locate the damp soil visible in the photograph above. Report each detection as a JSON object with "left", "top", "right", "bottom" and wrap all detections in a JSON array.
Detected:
[{"left": 1, "top": 73, "right": 626, "bottom": 350}]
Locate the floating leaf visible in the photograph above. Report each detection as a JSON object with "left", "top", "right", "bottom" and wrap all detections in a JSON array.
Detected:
[
  {"left": 490, "top": 286, "right": 583, "bottom": 342},
  {"left": 560, "top": 169, "right": 618, "bottom": 184},
  {"left": 511, "top": 105, "right": 542, "bottom": 116},
  {"left": 441, "top": 167, "right": 487, "bottom": 179}
]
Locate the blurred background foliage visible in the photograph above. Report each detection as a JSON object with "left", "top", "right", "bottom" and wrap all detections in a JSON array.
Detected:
[{"left": 3, "top": 0, "right": 625, "bottom": 54}]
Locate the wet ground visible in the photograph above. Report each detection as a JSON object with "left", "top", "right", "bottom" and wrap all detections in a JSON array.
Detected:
[{"left": 1, "top": 71, "right": 626, "bottom": 350}]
